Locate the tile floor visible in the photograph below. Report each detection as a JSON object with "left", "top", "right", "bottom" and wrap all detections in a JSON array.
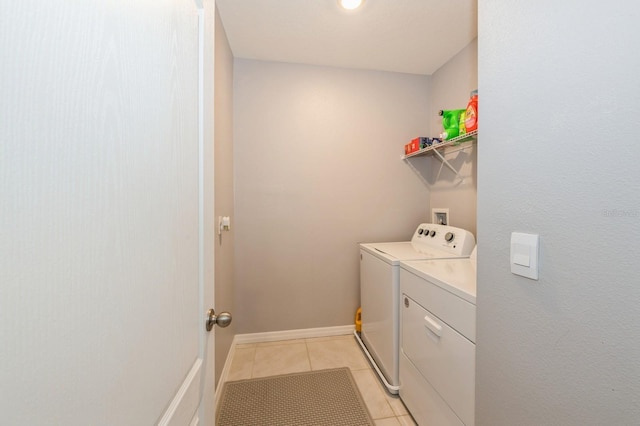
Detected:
[{"left": 222, "top": 334, "right": 417, "bottom": 426}]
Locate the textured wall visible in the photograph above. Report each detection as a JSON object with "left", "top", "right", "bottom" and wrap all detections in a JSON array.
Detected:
[
  {"left": 477, "top": 1, "right": 640, "bottom": 425},
  {"left": 233, "top": 60, "right": 431, "bottom": 333}
]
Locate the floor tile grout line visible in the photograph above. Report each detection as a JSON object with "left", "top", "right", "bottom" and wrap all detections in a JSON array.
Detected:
[
  {"left": 305, "top": 340, "right": 312, "bottom": 371},
  {"left": 249, "top": 345, "right": 257, "bottom": 379},
  {"left": 224, "top": 336, "right": 415, "bottom": 425}
]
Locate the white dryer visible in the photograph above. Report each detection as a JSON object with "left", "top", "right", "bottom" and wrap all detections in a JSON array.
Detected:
[
  {"left": 399, "top": 248, "right": 477, "bottom": 426},
  {"left": 355, "top": 223, "right": 475, "bottom": 394}
]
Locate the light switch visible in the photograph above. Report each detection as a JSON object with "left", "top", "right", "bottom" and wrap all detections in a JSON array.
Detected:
[
  {"left": 218, "top": 216, "right": 231, "bottom": 236},
  {"left": 510, "top": 232, "right": 539, "bottom": 280},
  {"left": 513, "top": 243, "right": 531, "bottom": 266},
  {"left": 221, "top": 216, "right": 231, "bottom": 230}
]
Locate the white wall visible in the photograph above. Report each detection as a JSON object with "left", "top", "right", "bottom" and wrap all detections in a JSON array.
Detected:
[
  {"left": 428, "top": 38, "right": 478, "bottom": 235},
  {"left": 213, "top": 5, "right": 236, "bottom": 386},
  {"left": 477, "top": 2, "right": 640, "bottom": 425},
  {"left": 233, "top": 60, "right": 431, "bottom": 333}
]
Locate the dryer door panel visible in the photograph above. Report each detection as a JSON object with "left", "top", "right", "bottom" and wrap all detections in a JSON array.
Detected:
[
  {"left": 402, "top": 294, "right": 475, "bottom": 426},
  {"left": 400, "top": 352, "right": 465, "bottom": 426}
]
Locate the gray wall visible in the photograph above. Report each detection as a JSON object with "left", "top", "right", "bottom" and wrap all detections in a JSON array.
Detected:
[
  {"left": 233, "top": 60, "right": 431, "bottom": 333},
  {"left": 427, "top": 38, "right": 478, "bottom": 236},
  {"left": 213, "top": 6, "right": 236, "bottom": 386},
  {"left": 477, "top": 2, "right": 640, "bottom": 425}
]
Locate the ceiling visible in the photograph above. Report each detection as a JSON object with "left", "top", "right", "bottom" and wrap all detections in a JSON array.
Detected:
[{"left": 215, "top": 0, "right": 478, "bottom": 76}]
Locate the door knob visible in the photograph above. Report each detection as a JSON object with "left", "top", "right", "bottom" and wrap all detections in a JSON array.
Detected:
[{"left": 206, "top": 308, "right": 232, "bottom": 331}]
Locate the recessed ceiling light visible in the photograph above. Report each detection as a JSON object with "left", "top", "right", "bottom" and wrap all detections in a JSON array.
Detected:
[{"left": 338, "top": 0, "right": 364, "bottom": 11}]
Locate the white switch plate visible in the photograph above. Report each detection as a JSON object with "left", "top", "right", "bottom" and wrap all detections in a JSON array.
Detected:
[
  {"left": 510, "top": 232, "right": 539, "bottom": 280},
  {"left": 218, "top": 216, "right": 231, "bottom": 236}
]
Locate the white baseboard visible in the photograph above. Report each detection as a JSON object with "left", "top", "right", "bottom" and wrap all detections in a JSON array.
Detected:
[
  {"left": 234, "top": 324, "right": 354, "bottom": 344},
  {"left": 215, "top": 338, "right": 237, "bottom": 410},
  {"left": 215, "top": 325, "right": 355, "bottom": 411}
]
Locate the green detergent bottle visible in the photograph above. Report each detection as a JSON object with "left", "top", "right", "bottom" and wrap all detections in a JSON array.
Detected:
[
  {"left": 439, "top": 109, "right": 466, "bottom": 140},
  {"left": 458, "top": 110, "right": 467, "bottom": 137}
]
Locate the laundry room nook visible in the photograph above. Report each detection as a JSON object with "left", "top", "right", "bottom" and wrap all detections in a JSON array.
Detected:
[
  {"left": 221, "top": 3, "right": 478, "bottom": 336},
  {"left": 213, "top": 0, "right": 479, "bottom": 424}
]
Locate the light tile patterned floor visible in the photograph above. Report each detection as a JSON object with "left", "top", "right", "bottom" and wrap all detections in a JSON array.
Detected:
[{"left": 223, "top": 334, "right": 417, "bottom": 425}]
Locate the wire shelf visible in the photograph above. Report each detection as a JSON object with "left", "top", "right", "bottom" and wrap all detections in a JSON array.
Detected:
[{"left": 402, "top": 130, "right": 477, "bottom": 160}]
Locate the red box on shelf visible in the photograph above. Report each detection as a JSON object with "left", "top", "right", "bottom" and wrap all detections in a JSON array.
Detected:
[
  {"left": 404, "top": 138, "right": 420, "bottom": 155},
  {"left": 405, "top": 137, "right": 430, "bottom": 155}
]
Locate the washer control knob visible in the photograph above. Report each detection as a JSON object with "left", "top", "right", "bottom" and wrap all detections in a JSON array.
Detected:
[
  {"left": 418, "top": 228, "right": 424, "bottom": 235},
  {"left": 430, "top": 230, "right": 436, "bottom": 237},
  {"left": 445, "top": 232, "right": 455, "bottom": 242}
]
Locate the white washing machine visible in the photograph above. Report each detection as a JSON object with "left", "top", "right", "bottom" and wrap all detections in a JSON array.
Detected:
[
  {"left": 355, "top": 223, "right": 475, "bottom": 394},
  {"left": 399, "top": 248, "right": 477, "bottom": 426}
]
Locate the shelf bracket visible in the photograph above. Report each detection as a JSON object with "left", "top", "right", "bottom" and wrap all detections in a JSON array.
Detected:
[
  {"left": 432, "top": 148, "right": 464, "bottom": 184},
  {"left": 401, "top": 131, "right": 476, "bottom": 186}
]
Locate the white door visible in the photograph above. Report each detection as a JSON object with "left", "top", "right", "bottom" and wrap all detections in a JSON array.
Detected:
[{"left": 0, "top": 0, "right": 216, "bottom": 424}]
